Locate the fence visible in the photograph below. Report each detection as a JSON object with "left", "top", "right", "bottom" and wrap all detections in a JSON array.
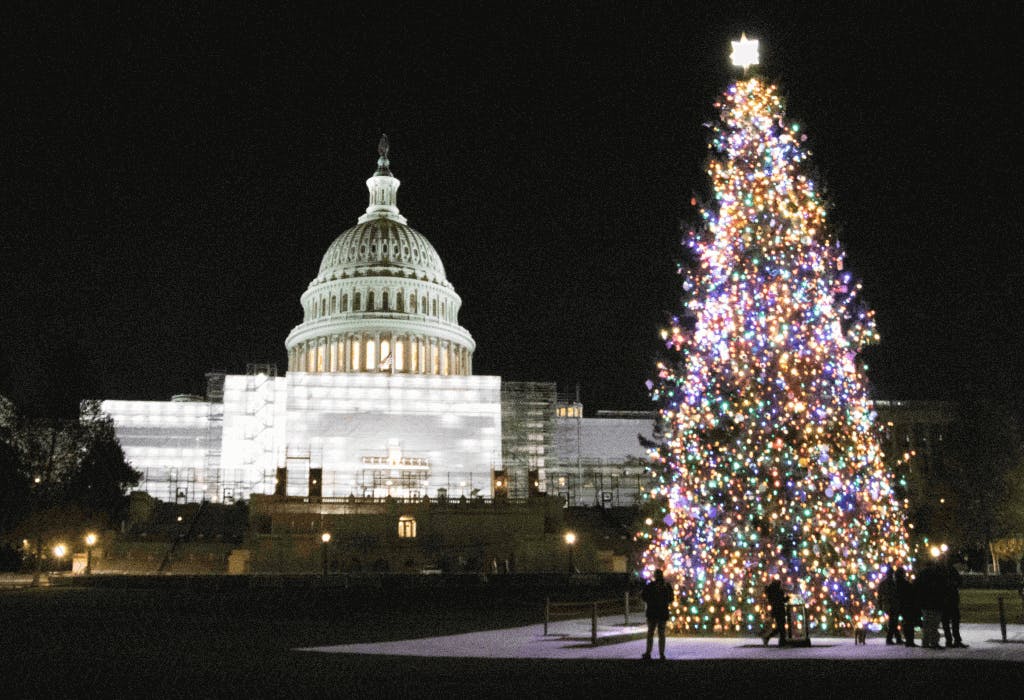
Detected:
[
  {"left": 997, "top": 592, "right": 1024, "bottom": 642},
  {"left": 543, "top": 592, "right": 640, "bottom": 645}
]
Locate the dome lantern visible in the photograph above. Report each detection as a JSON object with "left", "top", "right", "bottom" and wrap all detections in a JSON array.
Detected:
[{"left": 358, "top": 133, "right": 407, "bottom": 225}]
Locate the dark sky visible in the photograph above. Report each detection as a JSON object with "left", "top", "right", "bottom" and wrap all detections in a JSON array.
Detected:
[{"left": 2, "top": 2, "right": 1022, "bottom": 417}]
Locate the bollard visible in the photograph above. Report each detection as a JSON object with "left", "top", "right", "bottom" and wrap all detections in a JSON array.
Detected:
[
  {"left": 544, "top": 597, "right": 549, "bottom": 636},
  {"left": 592, "top": 602, "right": 598, "bottom": 645},
  {"left": 998, "top": 596, "right": 1007, "bottom": 642}
]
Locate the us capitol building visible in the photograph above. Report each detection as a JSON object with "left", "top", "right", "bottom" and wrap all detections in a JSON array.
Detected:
[{"left": 102, "top": 137, "right": 655, "bottom": 510}]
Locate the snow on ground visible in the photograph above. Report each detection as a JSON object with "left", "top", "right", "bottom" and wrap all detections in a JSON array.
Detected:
[{"left": 299, "top": 619, "right": 1024, "bottom": 662}]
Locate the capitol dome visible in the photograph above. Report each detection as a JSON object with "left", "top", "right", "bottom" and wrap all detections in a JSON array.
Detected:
[
  {"left": 285, "top": 136, "right": 476, "bottom": 376},
  {"left": 317, "top": 217, "right": 448, "bottom": 285}
]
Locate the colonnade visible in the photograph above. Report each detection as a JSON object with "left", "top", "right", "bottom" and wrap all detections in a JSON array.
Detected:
[{"left": 287, "top": 333, "right": 472, "bottom": 376}]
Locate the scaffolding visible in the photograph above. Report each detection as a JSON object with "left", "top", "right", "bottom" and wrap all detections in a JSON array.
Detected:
[
  {"left": 204, "top": 371, "right": 225, "bottom": 502},
  {"left": 238, "top": 363, "right": 278, "bottom": 498},
  {"left": 501, "top": 381, "right": 557, "bottom": 499},
  {"left": 547, "top": 457, "right": 650, "bottom": 508}
]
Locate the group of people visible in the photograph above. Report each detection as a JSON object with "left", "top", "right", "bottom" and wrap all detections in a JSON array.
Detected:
[
  {"left": 641, "top": 557, "right": 967, "bottom": 658},
  {"left": 640, "top": 570, "right": 800, "bottom": 657},
  {"left": 876, "top": 558, "right": 966, "bottom": 649}
]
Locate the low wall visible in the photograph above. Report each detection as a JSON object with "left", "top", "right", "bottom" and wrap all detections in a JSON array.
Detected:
[
  {"left": 94, "top": 541, "right": 234, "bottom": 575},
  {"left": 49, "top": 572, "right": 634, "bottom": 602},
  {"left": 961, "top": 573, "right": 1024, "bottom": 589}
]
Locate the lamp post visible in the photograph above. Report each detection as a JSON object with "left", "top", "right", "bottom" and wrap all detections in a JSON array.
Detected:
[
  {"left": 52, "top": 543, "right": 67, "bottom": 574},
  {"left": 84, "top": 533, "right": 98, "bottom": 575},
  {"left": 320, "top": 532, "right": 331, "bottom": 577},
  {"left": 564, "top": 532, "right": 576, "bottom": 574}
]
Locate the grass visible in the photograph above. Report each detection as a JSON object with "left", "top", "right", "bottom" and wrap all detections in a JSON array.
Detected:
[
  {"left": 2, "top": 585, "right": 1022, "bottom": 697},
  {"left": 960, "top": 588, "right": 1024, "bottom": 624}
]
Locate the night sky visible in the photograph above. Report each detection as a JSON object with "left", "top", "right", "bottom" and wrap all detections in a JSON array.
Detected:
[{"left": 3, "top": 3, "right": 1022, "bottom": 418}]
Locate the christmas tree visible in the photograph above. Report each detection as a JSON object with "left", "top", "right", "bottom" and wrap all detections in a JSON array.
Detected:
[{"left": 639, "top": 38, "right": 910, "bottom": 633}]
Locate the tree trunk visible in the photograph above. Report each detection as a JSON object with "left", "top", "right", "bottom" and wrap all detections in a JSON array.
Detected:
[
  {"left": 30, "top": 426, "right": 58, "bottom": 587},
  {"left": 989, "top": 541, "right": 1001, "bottom": 575},
  {"left": 31, "top": 537, "right": 42, "bottom": 587}
]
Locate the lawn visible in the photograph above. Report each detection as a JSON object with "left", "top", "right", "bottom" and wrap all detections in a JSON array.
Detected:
[
  {"left": 2, "top": 584, "right": 1022, "bottom": 697},
  {"left": 960, "top": 588, "right": 1024, "bottom": 624}
]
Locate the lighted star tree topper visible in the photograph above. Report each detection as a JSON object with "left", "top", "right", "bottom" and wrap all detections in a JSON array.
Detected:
[{"left": 638, "top": 37, "right": 911, "bottom": 633}]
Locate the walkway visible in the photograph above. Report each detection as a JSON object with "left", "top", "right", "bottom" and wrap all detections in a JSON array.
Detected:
[{"left": 299, "top": 618, "right": 1024, "bottom": 662}]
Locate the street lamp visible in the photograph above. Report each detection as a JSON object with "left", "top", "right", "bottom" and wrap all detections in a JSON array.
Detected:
[
  {"left": 52, "top": 543, "right": 67, "bottom": 573},
  {"left": 320, "top": 532, "right": 331, "bottom": 576},
  {"left": 564, "top": 532, "right": 577, "bottom": 574},
  {"left": 84, "top": 533, "right": 98, "bottom": 575}
]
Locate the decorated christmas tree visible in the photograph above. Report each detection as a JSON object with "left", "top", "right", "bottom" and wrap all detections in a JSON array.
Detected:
[{"left": 639, "top": 37, "right": 910, "bottom": 633}]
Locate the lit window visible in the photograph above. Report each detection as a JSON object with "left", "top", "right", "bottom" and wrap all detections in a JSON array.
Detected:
[
  {"left": 410, "top": 341, "right": 418, "bottom": 373},
  {"left": 398, "top": 515, "right": 416, "bottom": 538},
  {"left": 395, "top": 340, "right": 405, "bottom": 372},
  {"left": 366, "top": 339, "right": 376, "bottom": 370},
  {"left": 380, "top": 339, "right": 390, "bottom": 368},
  {"left": 351, "top": 340, "right": 361, "bottom": 371}
]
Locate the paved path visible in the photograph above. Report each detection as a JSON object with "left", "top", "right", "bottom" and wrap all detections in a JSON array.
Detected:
[{"left": 299, "top": 618, "right": 1024, "bottom": 662}]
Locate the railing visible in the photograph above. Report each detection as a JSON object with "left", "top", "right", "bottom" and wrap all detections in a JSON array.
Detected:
[
  {"left": 997, "top": 593, "right": 1024, "bottom": 642},
  {"left": 543, "top": 593, "right": 639, "bottom": 645},
  {"left": 264, "top": 494, "right": 529, "bottom": 506}
]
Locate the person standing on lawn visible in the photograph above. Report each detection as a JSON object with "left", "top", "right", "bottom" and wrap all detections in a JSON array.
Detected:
[
  {"left": 641, "top": 569, "right": 674, "bottom": 660},
  {"left": 897, "top": 567, "right": 921, "bottom": 647},
  {"left": 762, "top": 579, "right": 788, "bottom": 647},
  {"left": 942, "top": 557, "right": 967, "bottom": 648},
  {"left": 917, "top": 559, "right": 946, "bottom": 649},
  {"left": 878, "top": 566, "right": 903, "bottom": 645}
]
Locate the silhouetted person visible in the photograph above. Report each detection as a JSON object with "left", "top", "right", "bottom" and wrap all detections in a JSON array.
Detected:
[
  {"left": 896, "top": 567, "right": 920, "bottom": 647},
  {"left": 942, "top": 558, "right": 966, "bottom": 648},
  {"left": 641, "top": 569, "right": 674, "bottom": 660},
  {"left": 878, "top": 566, "right": 903, "bottom": 644},
  {"left": 917, "top": 560, "right": 945, "bottom": 649},
  {"left": 762, "top": 579, "right": 788, "bottom": 646}
]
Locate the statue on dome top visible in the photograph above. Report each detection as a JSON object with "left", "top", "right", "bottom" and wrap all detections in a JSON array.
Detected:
[{"left": 376, "top": 134, "right": 391, "bottom": 175}]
